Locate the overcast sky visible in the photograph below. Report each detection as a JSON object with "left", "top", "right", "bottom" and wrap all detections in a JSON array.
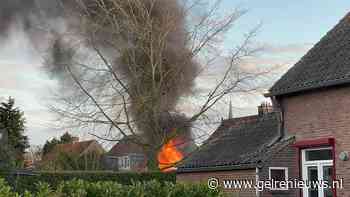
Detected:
[{"left": 0, "top": 1, "right": 349, "bottom": 146}]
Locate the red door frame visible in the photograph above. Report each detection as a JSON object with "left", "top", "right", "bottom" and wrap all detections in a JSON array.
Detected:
[{"left": 293, "top": 137, "right": 336, "bottom": 197}]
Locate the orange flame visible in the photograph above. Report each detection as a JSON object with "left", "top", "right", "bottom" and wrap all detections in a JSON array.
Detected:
[{"left": 157, "top": 139, "right": 183, "bottom": 172}]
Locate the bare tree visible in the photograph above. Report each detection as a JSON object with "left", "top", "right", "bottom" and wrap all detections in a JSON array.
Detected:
[
  {"left": 26, "top": 0, "right": 272, "bottom": 170},
  {"left": 27, "top": 145, "right": 43, "bottom": 169}
]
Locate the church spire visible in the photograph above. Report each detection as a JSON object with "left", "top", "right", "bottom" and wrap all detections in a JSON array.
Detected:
[{"left": 228, "top": 100, "right": 233, "bottom": 119}]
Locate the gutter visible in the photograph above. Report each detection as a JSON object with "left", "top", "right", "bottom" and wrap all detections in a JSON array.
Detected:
[
  {"left": 265, "top": 78, "right": 350, "bottom": 97},
  {"left": 177, "top": 163, "right": 257, "bottom": 174}
]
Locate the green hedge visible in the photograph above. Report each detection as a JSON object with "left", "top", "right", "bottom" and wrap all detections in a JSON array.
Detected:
[
  {"left": 0, "top": 178, "right": 223, "bottom": 197},
  {"left": 0, "top": 171, "right": 175, "bottom": 193}
]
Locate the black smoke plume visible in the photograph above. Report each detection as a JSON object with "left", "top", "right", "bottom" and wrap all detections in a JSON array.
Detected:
[{"left": 0, "top": 0, "right": 197, "bottom": 152}]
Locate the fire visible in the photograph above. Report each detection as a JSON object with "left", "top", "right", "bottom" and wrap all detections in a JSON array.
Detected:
[{"left": 158, "top": 139, "right": 183, "bottom": 172}]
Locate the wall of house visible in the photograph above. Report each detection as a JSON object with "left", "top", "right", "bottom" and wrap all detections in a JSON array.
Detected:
[
  {"left": 102, "top": 156, "right": 119, "bottom": 171},
  {"left": 177, "top": 169, "right": 257, "bottom": 197},
  {"left": 129, "top": 154, "right": 147, "bottom": 172},
  {"left": 280, "top": 86, "right": 350, "bottom": 196},
  {"left": 259, "top": 144, "right": 299, "bottom": 197}
]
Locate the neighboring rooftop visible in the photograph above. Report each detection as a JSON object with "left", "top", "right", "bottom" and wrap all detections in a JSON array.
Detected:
[
  {"left": 267, "top": 12, "right": 350, "bottom": 97},
  {"left": 177, "top": 112, "right": 283, "bottom": 172},
  {"left": 55, "top": 140, "right": 97, "bottom": 155},
  {"left": 43, "top": 140, "right": 104, "bottom": 161},
  {"left": 108, "top": 135, "right": 146, "bottom": 157}
]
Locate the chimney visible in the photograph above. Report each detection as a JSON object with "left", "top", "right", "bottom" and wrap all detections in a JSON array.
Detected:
[{"left": 258, "top": 102, "right": 274, "bottom": 116}]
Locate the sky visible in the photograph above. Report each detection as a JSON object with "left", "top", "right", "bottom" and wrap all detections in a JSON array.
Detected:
[{"left": 0, "top": 1, "right": 349, "bottom": 146}]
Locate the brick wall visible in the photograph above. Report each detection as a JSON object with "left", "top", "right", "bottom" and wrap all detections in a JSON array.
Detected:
[
  {"left": 280, "top": 86, "right": 350, "bottom": 196},
  {"left": 259, "top": 144, "right": 299, "bottom": 197},
  {"left": 177, "top": 169, "right": 257, "bottom": 197}
]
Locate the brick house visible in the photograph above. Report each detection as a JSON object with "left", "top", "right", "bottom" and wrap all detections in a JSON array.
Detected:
[
  {"left": 265, "top": 12, "right": 350, "bottom": 197},
  {"left": 42, "top": 138, "right": 105, "bottom": 170},
  {"left": 178, "top": 12, "right": 350, "bottom": 197},
  {"left": 104, "top": 135, "right": 147, "bottom": 172}
]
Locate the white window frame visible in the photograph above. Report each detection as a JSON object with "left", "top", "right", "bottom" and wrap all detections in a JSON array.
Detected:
[
  {"left": 301, "top": 147, "right": 333, "bottom": 197},
  {"left": 268, "top": 167, "right": 289, "bottom": 191},
  {"left": 118, "top": 155, "right": 131, "bottom": 170}
]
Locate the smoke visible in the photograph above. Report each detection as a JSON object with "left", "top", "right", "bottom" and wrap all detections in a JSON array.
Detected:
[
  {"left": 0, "top": 0, "right": 34, "bottom": 37},
  {"left": 0, "top": 0, "right": 62, "bottom": 37},
  {"left": 1, "top": 0, "right": 198, "bottom": 150}
]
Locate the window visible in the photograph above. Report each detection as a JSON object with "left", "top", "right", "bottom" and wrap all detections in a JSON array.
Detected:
[
  {"left": 118, "top": 156, "right": 131, "bottom": 170},
  {"left": 302, "top": 147, "right": 334, "bottom": 197},
  {"left": 305, "top": 149, "right": 332, "bottom": 161},
  {"left": 269, "top": 167, "right": 288, "bottom": 190}
]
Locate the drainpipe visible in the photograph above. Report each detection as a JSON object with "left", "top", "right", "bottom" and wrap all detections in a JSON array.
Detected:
[{"left": 271, "top": 96, "right": 285, "bottom": 140}]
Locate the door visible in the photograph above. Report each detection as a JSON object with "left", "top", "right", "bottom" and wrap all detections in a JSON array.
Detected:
[
  {"left": 302, "top": 148, "right": 334, "bottom": 197},
  {"left": 322, "top": 165, "right": 333, "bottom": 197}
]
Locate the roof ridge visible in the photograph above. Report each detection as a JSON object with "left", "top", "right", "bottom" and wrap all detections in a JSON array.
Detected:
[
  {"left": 56, "top": 139, "right": 95, "bottom": 146},
  {"left": 223, "top": 112, "right": 278, "bottom": 125}
]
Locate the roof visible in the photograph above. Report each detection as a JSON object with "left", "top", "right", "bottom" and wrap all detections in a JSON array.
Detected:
[
  {"left": 108, "top": 135, "right": 146, "bottom": 157},
  {"left": 177, "top": 112, "right": 283, "bottom": 173},
  {"left": 268, "top": 12, "right": 350, "bottom": 97},
  {"left": 43, "top": 140, "right": 101, "bottom": 161},
  {"left": 55, "top": 140, "right": 96, "bottom": 155},
  {"left": 241, "top": 136, "right": 295, "bottom": 167}
]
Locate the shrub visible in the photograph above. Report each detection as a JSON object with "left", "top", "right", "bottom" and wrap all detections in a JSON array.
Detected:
[
  {"left": 1, "top": 171, "right": 175, "bottom": 193},
  {"left": 54, "top": 179, "right": 223, "bottom": 197},
  {"left": 0, "top": 178, "right": 224, "bottom": 197},
  {"left": 0, "top": 178, "right": 19, "bottom": 197},
  {"left": 85, "top": 181, "right": 124, "bottom": 197},
  {"left": 35, "top": 182, "right": 55, "bottom": 197},
  {"left": 56, "top": 179, "right": 87, "bottom": 197}
]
